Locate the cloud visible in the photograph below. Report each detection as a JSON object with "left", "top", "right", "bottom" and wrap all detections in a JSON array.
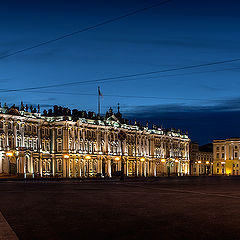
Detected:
[
  {"left": 97, "top": 35, "right": 240, "bottom": 51},
  {"left": 123, "top": 98, "right": 240, "bottom": 144},
  {"left": 126, "top": 97, "right": 240, "bottom": 117}
]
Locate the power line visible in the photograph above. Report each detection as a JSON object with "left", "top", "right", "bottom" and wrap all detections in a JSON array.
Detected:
[
  {"left": 0, "top": 58, "right": 240, "bottom": 93},
  {"left": 0, "top": 0, "right": 172, "bottom": 60}
]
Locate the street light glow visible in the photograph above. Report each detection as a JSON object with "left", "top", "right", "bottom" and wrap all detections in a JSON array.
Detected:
[
  {"left": 63, "top": 154, "right": 70, "bottom": 159},
  {"left": 115, "top": 157, "right": 120, "bottom": 161},
  {"left": 140, "top": 157, "right": 145, "bottom": 162},
  {"left": 6, "top": 152, "right": 13, "bottom": 157},
  {"left": 85, "top": 155, "right": 91, "bottom": 160}
]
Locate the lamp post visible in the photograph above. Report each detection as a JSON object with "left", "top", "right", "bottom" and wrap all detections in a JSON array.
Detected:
[
  {"left": 140, "top": 157, "right": 145, "bottom": 177},
  {"left": 85, "top": 155, "right": 91, "bottom": 177},
  {"left": 118, "top": 130, "right": 126, "bottom": 181},
  {"left": 6, "top": 151, "right": 13, "bottom": 175},
  {"left": 161, "top": 158, "right": 165, "bottom": 176},
  {"left": 63, "top": 154, "right": 69, "bottom": 178}
]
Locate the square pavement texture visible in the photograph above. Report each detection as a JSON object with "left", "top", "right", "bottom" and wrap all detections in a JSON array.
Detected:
[
  {"left": 0, "top": 177, "right": 240, "bottom": 240},
  {"left": 0, "top": 211, "right": 18, "bottom": 240}
]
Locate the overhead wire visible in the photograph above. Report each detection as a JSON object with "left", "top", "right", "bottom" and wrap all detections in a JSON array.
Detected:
[
  {"left": 0, "top": 59, "right": 240, "bottom": 93},
  {"left": 0, "top": 0, "right": 172, "bottom": 60}
]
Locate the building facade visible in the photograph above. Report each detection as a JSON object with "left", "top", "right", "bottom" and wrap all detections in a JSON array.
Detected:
[
  {"left": 213, "top": 138, "right": 240, "bottom": 175},
  {"left": 190, "top": 142, "right": 213, "bottom": 176},
  {"left": 0, "top": 103, "right": 190, "bottom": 178}
]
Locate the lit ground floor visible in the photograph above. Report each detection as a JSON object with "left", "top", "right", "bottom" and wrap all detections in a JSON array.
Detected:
[
  {"left": 190, "top": 162, "right": 212, "bottom": 176},
  {"left": 213, "top": 160, "right": 240, "bottom": 175},
  {"left": 0, "top": 151, "right": 190, "bottom": 178}
]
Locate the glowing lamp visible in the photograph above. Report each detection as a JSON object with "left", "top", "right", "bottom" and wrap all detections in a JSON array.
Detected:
[
  {"left": 161, "top": 159, "right": 166, "bottom": 163},
  {"left": 85, "top": 155, "right": 91, "bottom": 160},
  {"left": 198, "top": 161, "right": 201, "bottom": 164},
  {"left": 6, "top": 152, "right": 13, "bottom": 157},
  {"left": 140, "top": 157, "right": 145, "bottom": 162},
  {"left": 206, "top": 161, "right": 210, "bottom": 164},
  {"left": 175, "top": 160, "right": 179, "bottom": 163},
  {"left": 63, "top": 154, "right": 70, "bottom": 159},
  {"left": 115, "top": 157, "right": 120, "bottom": 161}
]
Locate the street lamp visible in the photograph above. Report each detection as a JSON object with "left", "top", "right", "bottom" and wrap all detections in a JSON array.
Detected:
[
  {"left": 6, "top": 152, "right": 13, "bottom": 157},
  {"left": 115, "top": 156, "right": 120, "bottom": 161},
  {"left": 63, "top": 154, "right": 70, "bottom": 159},
  {"left": 85, "top": 155, "right": 91, "bottom": 177},
  {"left": 140, "top": 157, "right": 145, "bottom": 162},
  {"left": 6, "top": 151, "right": 13, "bottom": 175},
  {"left": 118, "top": 130, "right": 126, "bottom": 181}
]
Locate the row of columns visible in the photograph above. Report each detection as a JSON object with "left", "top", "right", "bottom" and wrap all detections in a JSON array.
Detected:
[{"left": 0, "top": 151, "right": 190, "bottom": 177}]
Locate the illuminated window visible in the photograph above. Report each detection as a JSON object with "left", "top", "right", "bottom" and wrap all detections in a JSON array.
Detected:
[
  {"left": 57, "top": 160, "right": 62, "bottom": 172},
  {"left": 33, "top": 141, "right": 37, "bottom": 150},
  {"left": 8, "top": 138, "right": 12, "bottom": 148},
  {"left": 46, "top": 142, "right": 50, "bottom": 151},
  {"left": 57, "top": 128, "right": 62, "bottom": 136},
  {"left": 42, "top": 142, "right": 45, "bottom": 151},
  {"left": 57, "top": 142, "right": 62, "bottom": 152}
]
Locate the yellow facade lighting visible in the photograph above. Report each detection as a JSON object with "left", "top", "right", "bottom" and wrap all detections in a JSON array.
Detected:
[
  {"left": 140, "top": 157, "right": 145, "bottom": 162},
  {"left": 161, "top": 159, "right": 166, "bottom": 163},
  {"left": 6, "top": 152, "right": 13, "bottom": 157},
  {"left": 115, "top": 157, "right": 120, "bottom": 161},
  {"left": 85, "top": 155, "right": 91, "bottom": 160},
  {"left": 63, "top": 154, "right": 70, "bottom": 159}
]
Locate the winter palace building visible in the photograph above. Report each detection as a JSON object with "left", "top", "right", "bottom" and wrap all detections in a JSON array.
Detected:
[{"left": 0, "top": 103, "right": 190, "bottom": 178}]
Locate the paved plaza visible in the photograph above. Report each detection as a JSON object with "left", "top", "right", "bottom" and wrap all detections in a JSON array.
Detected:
[{"left": 0, "top": 177, "right": 240, "bottom": 240}]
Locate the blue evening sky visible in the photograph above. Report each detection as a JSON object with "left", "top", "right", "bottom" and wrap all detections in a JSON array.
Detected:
[{"left": 0, "top": 0, "right": 240, "bottom": 144}]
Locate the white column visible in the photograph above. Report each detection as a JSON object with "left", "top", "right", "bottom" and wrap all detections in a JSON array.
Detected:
[
  {"left": 97, "top": 158, "right": 102, "bottom": 176},
  {"left": 0, "top": 153, "right": 2, "bottom": 174},
  {"left": 107, "top": 159, "right": 111, "bottom": 177}
]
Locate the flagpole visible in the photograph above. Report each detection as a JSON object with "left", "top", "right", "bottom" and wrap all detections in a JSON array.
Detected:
[{"left": 98, "top": 86, "right": 100, "bottom": 116}]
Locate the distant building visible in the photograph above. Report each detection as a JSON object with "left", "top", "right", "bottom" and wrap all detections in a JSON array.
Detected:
[
  {"left": 190, "top": 142, "right": 213, "bottom": 176},
  {"left": 213, "top": 138, "right": 240, "bottom": 175},
  {"left": 0, "top": 103, "right": 190, "bottom": 178}
]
